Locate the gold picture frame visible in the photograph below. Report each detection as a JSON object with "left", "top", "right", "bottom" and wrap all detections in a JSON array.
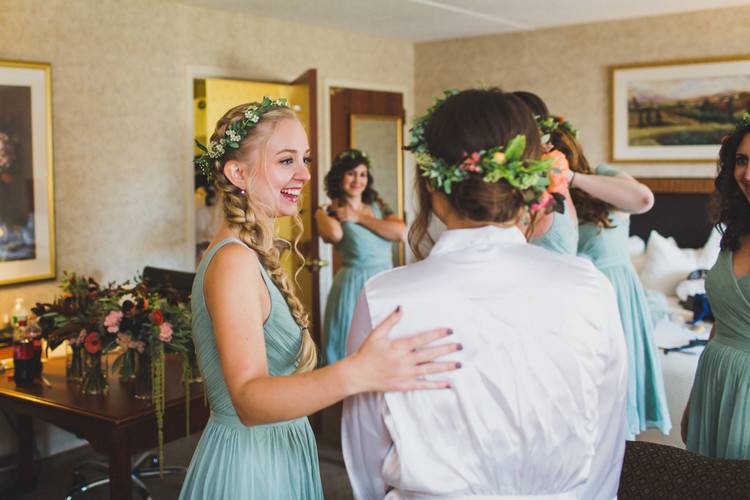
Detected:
[
  {"left": 610, "top": 54, "right": 750, "bottom": 163},
  {"left": 0, "top": 60, "right": 55, "bottom": 285}
]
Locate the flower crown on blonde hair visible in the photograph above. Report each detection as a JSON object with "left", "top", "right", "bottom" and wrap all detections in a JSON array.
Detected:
[
  {"left": 194, "top": 96, "right": 289, "bottom": 180},
  {"left": 406, "top": 90, "right": 564, "bottom": 214}
]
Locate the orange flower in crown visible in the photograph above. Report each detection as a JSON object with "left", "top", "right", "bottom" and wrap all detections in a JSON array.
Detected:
[{"left": 543, "top": 150, "right": 570, "bottom": 194}]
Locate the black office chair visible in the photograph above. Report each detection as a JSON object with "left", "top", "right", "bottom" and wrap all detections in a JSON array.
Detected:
[
  {"left": 67, "top": 267, "right": 196, "bottom": 499},
  {"left": 142, "top": 266, "right": 196, "bottom": 302}
]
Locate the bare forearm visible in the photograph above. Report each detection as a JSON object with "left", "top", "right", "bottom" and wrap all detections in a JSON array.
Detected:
[
  {"left": 357, "top": 215, "right": 406, "bottom": 241},
  {"left": 572, "top": 174, "right": 654, "bottom": 214},
  {"left": 315, "top": 209, "right": 343, "bottom": 243},
  {"left": 235, "top": 358, "right": 356, "bottom": 426}
]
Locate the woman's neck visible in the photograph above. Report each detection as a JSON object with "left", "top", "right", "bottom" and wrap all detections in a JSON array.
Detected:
[
  {"left": 441, "top": 211, "right": 517, "bottom": 231},
  {"left": 344, "top": 195, "right": 364, "bottom": 209}
]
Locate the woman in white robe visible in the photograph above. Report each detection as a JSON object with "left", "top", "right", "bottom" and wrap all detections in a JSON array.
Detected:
[{"left": 341, "top": 88, "right": 628, "bottom": 500}]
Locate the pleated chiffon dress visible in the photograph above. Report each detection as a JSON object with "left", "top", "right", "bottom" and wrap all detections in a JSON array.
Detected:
[
  {"left": 531, "top": 211, "right": 579, "bottom": 255},
  {"left": 180, "top": 238, "right": 323, "bottom": 500},
  {"left": 687, "top": 250, "right": 750, "bottom": 458},
  {"left": 577, "top": 166, "right": 671, "bottom": 439},
  {"left": 324, "top": 203, "right": 393, "bottom": 364}
]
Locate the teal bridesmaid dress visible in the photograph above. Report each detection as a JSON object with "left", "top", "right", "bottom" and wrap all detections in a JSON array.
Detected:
[
  {"left": 577, "top": 165, "right": 671, "bottom": 438},
  {"left": 687, "top": 250, "right": 750, "bottom": 458},
  {"left": 531, "top": 211, "right": 578, "bottom": 255},
  {"left": 180, "top": 238, "right": 323, "bottom": 500},
  {"left": 324, "top": 203, "right": 393, "bottom": 364}
]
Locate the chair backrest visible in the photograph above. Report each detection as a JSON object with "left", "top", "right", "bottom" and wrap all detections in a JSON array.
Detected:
[
  {"left": 142, "top": 266, "right": 195, "bottom": 303},
  {"left": 619, "top": 441, "right": 750, "bottom": 499}
]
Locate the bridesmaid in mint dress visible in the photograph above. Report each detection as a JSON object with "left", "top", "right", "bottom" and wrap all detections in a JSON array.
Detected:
[
  {"left": 180, "top": 101, "right": 458, "bottom": 499},
  {"left": 316, "top": 150, "right": 406, "bottom": 364},
  {"left": 181, "top": 238, "right": 322, "bottom": 499},
  {"left": 574, "top": 163, "right": 671, "bottom": 438},
  {"left": 512, "top": 91, "right": 578, "bottom": 255},
  {"left": 684, "top": 121, "right": 750, "bottom": 458}
]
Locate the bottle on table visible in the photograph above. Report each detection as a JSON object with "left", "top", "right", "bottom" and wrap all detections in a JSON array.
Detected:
[{"left": 12, "top": 299, "right": 34, "bottom": 387}]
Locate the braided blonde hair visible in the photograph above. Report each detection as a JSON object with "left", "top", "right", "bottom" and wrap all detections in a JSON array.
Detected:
[{"left": 209, "top": 102, "right": 317, "bottom": 373}]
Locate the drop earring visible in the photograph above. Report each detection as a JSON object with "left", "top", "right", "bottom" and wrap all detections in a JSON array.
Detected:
[{"left": 241, "top": 189, "right": 246, "bottom": 195}]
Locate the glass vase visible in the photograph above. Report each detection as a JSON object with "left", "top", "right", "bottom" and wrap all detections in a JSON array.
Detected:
[
  {"left": 119, "top": 349, "right": 136, "bottom": 383},
  {"left": 66, "top": 342, "right": 84, "bottom": 383},
  {"left": 133, "top": 349, "right": 152, "bottom": 400},
  {"left": 81, "top": 351, "right": 109, "bottom": 396}
]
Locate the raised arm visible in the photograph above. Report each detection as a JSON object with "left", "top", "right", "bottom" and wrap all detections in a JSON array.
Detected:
[
  {"left": 205, "top": 243, "right": 459, "bottom": 427},
  {"left": 568, "top": 168, "right": 654, "bottom": 214},
  {"left": 315, "top": 205, "right": 343, "bottom": 244}
]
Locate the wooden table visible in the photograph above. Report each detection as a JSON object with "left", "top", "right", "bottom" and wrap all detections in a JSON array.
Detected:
[{"left": 0, "top": 353, "right": 209, "bottom": 500}]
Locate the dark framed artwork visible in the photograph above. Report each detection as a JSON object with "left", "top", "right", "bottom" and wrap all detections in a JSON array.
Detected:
[{"left": 0, "top": 60, "right": 55, "bottom": 285}]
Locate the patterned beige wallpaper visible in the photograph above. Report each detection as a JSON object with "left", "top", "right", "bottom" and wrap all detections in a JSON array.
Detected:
[
  {"left": 414, "top": 6, "right": 750, "bottom": 179},
  {"left": 0, "top": 0, "right": 414, "bottom": 314}
]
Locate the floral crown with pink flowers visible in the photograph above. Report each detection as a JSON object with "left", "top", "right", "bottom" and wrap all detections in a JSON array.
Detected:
[
  {"left": 406, "top": 90, "right": 564, "bottom": 214},
  {"left": 194, "top": 96, "right": 290, "bottom": 180}
]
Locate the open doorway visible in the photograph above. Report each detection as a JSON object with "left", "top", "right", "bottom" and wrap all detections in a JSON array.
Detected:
[
  {"left": 316, "top": 86, "right": 406, "bottom": 447},
  {"left": 191, "top": 70, "right": 323, "bottom": 348}
]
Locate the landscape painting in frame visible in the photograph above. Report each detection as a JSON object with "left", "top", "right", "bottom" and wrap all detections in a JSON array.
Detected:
[
  {"left": 0, "top": 61, "right": 55, "bottom": 285},
  {"left": 611, "top": 57, "right": 750, "bottom": 162}
]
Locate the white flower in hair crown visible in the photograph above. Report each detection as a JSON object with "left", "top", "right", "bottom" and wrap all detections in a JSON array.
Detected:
[
  {"left": 406, "top": 90, "right": 565, "bottom": 214},
  {"left": 194, "top": 96, "right": 289, "bottom": 179}
]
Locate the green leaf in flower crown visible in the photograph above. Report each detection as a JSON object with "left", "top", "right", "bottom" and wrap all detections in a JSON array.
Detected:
[
  {"left": 194, "top": 140, "right": 208, "bottom": 153},
  {"left": 227, "top": 141, "right": 239, "bottom": 148},
  {"left": 504, "top": 135, "right": 526, "bottom": 161}
]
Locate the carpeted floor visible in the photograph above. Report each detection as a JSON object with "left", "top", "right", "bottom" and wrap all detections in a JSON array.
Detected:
[{"left": 0, "top": 432, "right": 354, "bottom": 499}]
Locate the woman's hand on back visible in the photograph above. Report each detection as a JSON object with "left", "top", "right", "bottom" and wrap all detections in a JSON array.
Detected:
[{"left": 343, "top": 307, "right": 461, "bottom": 394}]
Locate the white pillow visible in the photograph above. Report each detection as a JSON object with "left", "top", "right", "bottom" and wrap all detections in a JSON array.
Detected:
[
  {"left": 628, "top": 235, "right": 647, "bottom": 274},
  {"left": 639, "top": 231, "right": 698, "bottom": 295},
  {"left": 696, "top": 226, "right": 722, "bottom": 270}
]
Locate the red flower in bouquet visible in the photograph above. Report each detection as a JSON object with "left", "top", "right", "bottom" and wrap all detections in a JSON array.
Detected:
[
  {"left": 149, "top": 309, "right": 165, "bottom": 326},
  {"left": 84, "top": 332, "right": 102, "bottom": 354}
]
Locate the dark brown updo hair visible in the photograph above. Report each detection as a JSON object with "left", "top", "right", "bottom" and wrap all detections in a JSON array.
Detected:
[
  {"left": 551, "top": 129, "right": 614, "bottom": 228},
  {"left": 409, "top": 88, "right": 542, "bottom": 259},
  {"left": 512, "top": 91, "right": 549, "bottom": 118},
  {"left": 711, "top": 123, "right": 750, "bottom": 251}
]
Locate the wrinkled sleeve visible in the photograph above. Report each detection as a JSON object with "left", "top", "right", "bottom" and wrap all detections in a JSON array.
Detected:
[
  {"left": 580, "top": 274, "right": 628, "bottom": 500},
  {"left": 341, "top": 290, "right": 391, "bottom": 500}
]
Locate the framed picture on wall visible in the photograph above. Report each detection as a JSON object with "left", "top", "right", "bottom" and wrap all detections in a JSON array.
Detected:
[
  {"left": 611, "top": 55, "right": 750, "bottom": 162},
  {"left": 0, "top": 60, "right": 55, "bottom": 286}
]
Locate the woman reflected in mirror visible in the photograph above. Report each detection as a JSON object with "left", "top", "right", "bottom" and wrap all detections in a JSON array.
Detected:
[{"left": 316, "top": 150, "right": 407, "bottom": 364}]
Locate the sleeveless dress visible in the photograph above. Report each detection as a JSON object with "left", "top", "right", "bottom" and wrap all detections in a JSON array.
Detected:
[
  {"left": 179, "top": 238, "right": 323, "bottom": 500},
  {"left": 324, "top": 203, "right": 393, "bottom": 364},
  {"left": 687, "top": 250, "right": 750, "bottom": 458},
  {"left": 577, "top": 165, "right": 671, "bottom": 439},
  {"left": 531, "top": 211, "right": 578, "bottom": 255}
]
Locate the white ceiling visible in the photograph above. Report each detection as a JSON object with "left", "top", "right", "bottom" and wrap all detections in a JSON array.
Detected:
[{"left": 178, "top": 0, "right": 750, "bottom": 42}]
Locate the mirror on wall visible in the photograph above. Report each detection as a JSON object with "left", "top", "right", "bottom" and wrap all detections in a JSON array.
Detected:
[{"left": 349, "top": 114, "right": 405, "bottom": 265}]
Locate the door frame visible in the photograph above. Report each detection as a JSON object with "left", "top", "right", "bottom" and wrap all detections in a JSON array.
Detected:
[{"left": 319, "top": 79, "right": 412, "bottom": 320}]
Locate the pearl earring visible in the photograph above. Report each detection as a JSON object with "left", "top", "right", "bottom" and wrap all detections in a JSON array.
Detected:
[{"left": 241, "top": 189, "right": 246, "bottom": 195}]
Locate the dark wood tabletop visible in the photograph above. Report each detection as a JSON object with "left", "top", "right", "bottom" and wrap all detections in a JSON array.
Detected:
[{"left": 0, "top": 352, "right": 209, "bottom": 499}]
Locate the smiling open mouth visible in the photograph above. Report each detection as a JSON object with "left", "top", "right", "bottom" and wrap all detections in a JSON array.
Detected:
[{"left": 281, "top": 187, "right": 301, "bottom": 202}]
